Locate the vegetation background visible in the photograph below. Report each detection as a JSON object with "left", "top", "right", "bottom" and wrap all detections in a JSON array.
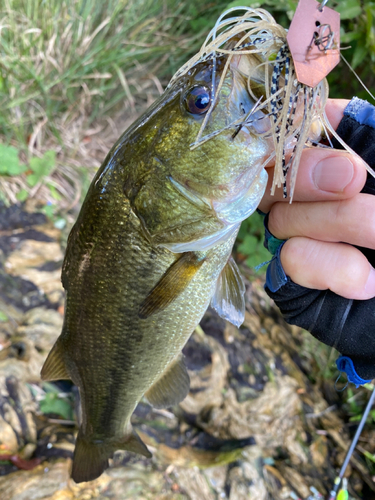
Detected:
[
  {"left": 0, "top": 0, "right": 374, "bottom": 219},
  {"left": 0, "top": 0, "right": 375, "bottom": 483}
]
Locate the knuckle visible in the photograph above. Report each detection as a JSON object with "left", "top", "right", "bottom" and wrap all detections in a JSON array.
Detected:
[
  {"left": 268, "top": 202, "right": 287, "bottom": 237},
  {"left": 281, "top": 237, "right": 317, "bottom": 281}
]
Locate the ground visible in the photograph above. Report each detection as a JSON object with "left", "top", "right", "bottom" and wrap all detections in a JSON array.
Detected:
[{"left": 0, "top": 203, "right": 374, "bottom": 499}]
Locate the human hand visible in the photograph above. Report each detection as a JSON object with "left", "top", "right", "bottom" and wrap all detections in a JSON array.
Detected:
[{"left": 259, "top": 98, "right": 375, "bottom": 300}]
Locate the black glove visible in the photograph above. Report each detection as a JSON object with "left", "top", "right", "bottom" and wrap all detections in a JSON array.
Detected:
[{"left": 264, "top": 97, "right": 375, "bottom": 387}]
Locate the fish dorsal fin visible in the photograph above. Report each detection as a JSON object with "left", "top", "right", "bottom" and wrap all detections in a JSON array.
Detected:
[
  {"left": 41, "top": 338, "right": 71, "bottom": 381},
  {"left": 210, "top": 256, "right": 245, "bottom": 328},
  {"left": 138, "top": 252, "right": 205, "bottom": 319},
  {"left": 145, "top": 354, "right": 190, "bottom": 409}
]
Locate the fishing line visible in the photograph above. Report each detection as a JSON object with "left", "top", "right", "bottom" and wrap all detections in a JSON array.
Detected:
[
  {"left": 328, "top": 387, "right": 375, "bottom": 499},
  {"left": 322, "top": 109, "right": 375, "bottom": 179},
  {"left": 340, "top": 53, "right": 375, "bottom": 102},
  {"left": 190, "top": 95, "right": 265, "bottom": 149}
]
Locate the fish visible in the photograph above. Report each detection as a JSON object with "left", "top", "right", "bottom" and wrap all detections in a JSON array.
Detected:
[
  {"left": 40, "top": 51, "right": 271, "bottom": 483},
  {"left": 40, "top": 8, "right": 326, "bottom": 484}
]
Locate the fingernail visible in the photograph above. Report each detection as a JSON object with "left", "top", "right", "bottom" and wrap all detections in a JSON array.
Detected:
[
  {"left": 313, "top": 156, "right": 354, "bottom": 192},
  {"left": 365, "top": 268, "right": 375, "bottom": 297}
]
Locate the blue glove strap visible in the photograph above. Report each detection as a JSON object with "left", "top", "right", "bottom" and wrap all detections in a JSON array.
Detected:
[
  {"left": 265, "top": 225, "right": 286, "bottom": 255},
  {"left": 262, "top": 212, "right": 287, "bottom": 255},
  {"left": 344, "top": 97, "right": 375, "bottom": 128},
  {"left": 260, "top": 211, "right": 288, "bottom": 292},
  {"left": 336, "top": 356, "right": 372, "bottom": 388},
  {"left": 265, "top": 242, "right": 289, "bottom": 292}
]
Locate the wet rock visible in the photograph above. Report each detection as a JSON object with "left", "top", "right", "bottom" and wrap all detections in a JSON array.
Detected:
[
  {"left": 0, "top": 204, "right": 375, "bottom": 499},
  {"left": 181, "top": 332, "right": 229, "bottom": 415},
  {"left": 0, "top": 203, "right": 47, "bottom": 232},
  {"left": 5, "top": 238, "right": 64, "bottom": 305},
  {"left": 174, "top": 467, "right": 216, "bottom": 500},
  {"left": 16, "top": 308, "right": 63, "bottom": 353},
  {"left": 0, "top": 376, "right": 37, "bottom": 456},
  {"left": 0, "top": 459, "right": 191, "bottom": 500}
]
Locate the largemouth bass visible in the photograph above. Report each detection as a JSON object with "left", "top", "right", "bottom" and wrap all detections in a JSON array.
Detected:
[{"left": 41, "top": 9, "right": 327, "bottom": 484}]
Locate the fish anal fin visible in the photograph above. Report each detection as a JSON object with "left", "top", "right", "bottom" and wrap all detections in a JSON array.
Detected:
[
  {"left": 138, "top": 252, "right": 205, "bottom": 319},
  {"left": 145, "top": 354, "right": 190, "bottom": 409},
  {"left": 117, "top": 428, "right": 152, "bottom": 458},
  {"left": 71, "top": 432, "right": 109, "bottom": 483},
  {"left": 41, "top": 338, "right": 71, "bottom": 381},
  {"left": 210, "top": 256, "right": 245, "bottom": 328}
]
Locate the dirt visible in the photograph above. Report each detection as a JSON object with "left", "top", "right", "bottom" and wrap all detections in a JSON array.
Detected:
[{"left": 0, "top": 202, "right": 374, "bottom": 500}]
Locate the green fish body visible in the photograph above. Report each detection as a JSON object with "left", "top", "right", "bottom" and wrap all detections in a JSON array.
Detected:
[{"left": 41, "top": 56, "right": 271, "bottom": 482}]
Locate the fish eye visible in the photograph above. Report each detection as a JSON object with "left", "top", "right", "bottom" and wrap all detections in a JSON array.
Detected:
[{"left": 184, "top": 86, "right": 211, "bottom": 115}]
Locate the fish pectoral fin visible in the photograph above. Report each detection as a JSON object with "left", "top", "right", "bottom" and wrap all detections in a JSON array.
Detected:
[
  {"left": 40, "top": 338, "right": 71, "bottom": 381},
  {"left": 138, "top": 252, "right": 205, "bottom": 319},
  {"left": 210, "top": 256, "right": 245, "bottom": 328},
  {"left": 145, "top": 354, "right": 190, "bottom": 409}
]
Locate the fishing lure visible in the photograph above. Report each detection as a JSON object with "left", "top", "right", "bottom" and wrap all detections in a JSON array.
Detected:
[
  {"left": 168, "top": 5, "right": 374, "bottom": 201},
  {"left": 169, "top": 7, "right": 327, "bottom": 201}
]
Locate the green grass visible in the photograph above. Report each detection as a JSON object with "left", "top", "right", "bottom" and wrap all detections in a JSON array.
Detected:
[
  {"left": 0, "top": 0, "right": 203, "bottom": 150},
  {"left": 0, "top": 0, "right": 374, "bottom": 211},
  {"left": 0, "top": 0, "right": 230, "bottom": 207},
  {"left": 1, "top": 0, "right": 374, "bottom": 151}
]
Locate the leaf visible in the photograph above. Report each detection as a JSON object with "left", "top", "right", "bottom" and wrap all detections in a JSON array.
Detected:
[
  {"left": 16, "top": 189, "right": 28, "bottom": 202},
  {"left": 335, "top": 0, "right": 362, "bottom": 20},
  {"left": 245, "top": 242, "right": 271, "bottom": 270},
  {"left": 237, "top": 234, "right": 258, "bottom": 255},
  {"left": 0, "top": 144, "right": 19, "bottom": 174},
  {"left": 47, "top": 183, "right": 62, "bottom": 201},
  {"left": 340, "top": 30, "right": 361, "bottom": 44},
  {"left": 27, "top": 150, "right": 56, "bottom": 186},
  {"left": 7, "top": 162, "right": 27, "bottom": 175},
  {"left": 352, "top": 45, "right": 368, "bottom": 69},
  {"left": 0, "top": 311, "right": 8, "bottom": 322},
  {"left": 26, "top": 173, "right": 40, "bottom": 187},
  {"left": 0, "top": 144, "right": 27, "bottom": 176},
  {"left": 225, "top": 0, "right": 261, "bottom": 10},
  {"left": 39, "top": 392, "right": 73, "bottom": 420},
  {"left": 41, "top": 204, "right": 55, "bottom": 219}
]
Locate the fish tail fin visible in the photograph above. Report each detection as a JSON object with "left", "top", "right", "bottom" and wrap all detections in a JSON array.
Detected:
[
  {"left": 71, "top": 427, "right": 152, "bottom": 483},
  {"left": 71, "top": 432, "right": 109, "bottom": 483}
]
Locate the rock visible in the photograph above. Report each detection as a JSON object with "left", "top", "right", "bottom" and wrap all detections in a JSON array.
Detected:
[
  {"left": 0, "top": 376, "right": 37, "bottom": 454},
  {"left": 17, "top": 308, "right": 63, "bottom": 353},
  {"left": 0, "top": 204, "right": 375, "bottom": 499}
]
